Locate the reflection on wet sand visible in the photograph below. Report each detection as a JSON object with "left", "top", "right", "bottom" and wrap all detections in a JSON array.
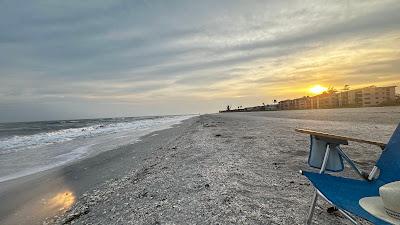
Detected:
[
  {"left": 46, "top": 190, "right": 76, "bottom": 211},
  {"left": 0, "top": 186, "right": 76, "bottom": 225}
]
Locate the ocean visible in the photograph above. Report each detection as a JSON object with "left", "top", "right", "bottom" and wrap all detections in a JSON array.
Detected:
[{"left": 0, "top": 115, "right": 194, "bottom": 183}]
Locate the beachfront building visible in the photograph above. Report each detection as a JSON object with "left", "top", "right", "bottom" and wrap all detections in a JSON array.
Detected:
[
  {"left": 278, "top": 97, "right": 311, "bottom": 110},
  {"left": 264, "top": 104, "right": 279, "bottom": 111},
  {"left": 337, "top": 89, "right": 362, "bottom": 107},
  {"left": 220, "top": 103, "right": 279, "bottom": 113},
  {"left": 338, "top": 85, "right": 397, "bottom": 107},
  {"left": 278, "top": 85, "right": 397, "bottom": 110},
  {"left": 245, "top": 105, "right": 265, "bottom": 111},
  {"left": 310, "top": 92, "right": 339, "bottom": 109},
  {"left": 278, "top": 99, "right": 294, "bottom": 110},
  {"left": 361, "top": 85, "right": 396, "bottom": 106},
  {"left": 244, "top": 104, "right": 279, "bottom": 111},
  {"left": 293, "top": 96, "right": 311, "bottom": 110},
  {"left": 222, "top": 85, "right": 396, "bottom": 113}
]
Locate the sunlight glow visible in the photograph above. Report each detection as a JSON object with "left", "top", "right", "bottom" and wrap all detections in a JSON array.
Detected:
[
  {"left": 309, "top": 85, "right": 328, "bottom": 95},
  {"left": 48, "top": 190, "right": 76, "bottom": 211}
]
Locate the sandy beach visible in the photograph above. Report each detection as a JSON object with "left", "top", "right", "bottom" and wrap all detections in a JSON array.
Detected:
[
  {"left": 35, "top": 107, "right": 398, "bottom": 225},
  {"left": 0, "top": 117, "right": 196, "bottom": 225},
  {"left": 2, "top": 1, "right": 400, "bottom": 224}
]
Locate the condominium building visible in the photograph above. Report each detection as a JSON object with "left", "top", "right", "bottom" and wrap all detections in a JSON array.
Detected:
[
  {"left": 311, "top": 92, "right": 338, "bottom": 109},
  {"left": 278, "top": 85, "right": 397, "bottom": 110},
  {"left": 338, "top": 86, "right": 396, "bottom": 107},
  {"left": 278, "top": 99, "right": 293, "bottom": 110},
  {"left": 278, "top": 96, "right": 311, "bottom": 110},
  {"left": 293, "top": 96, "right": 311, "bottom": 110}
]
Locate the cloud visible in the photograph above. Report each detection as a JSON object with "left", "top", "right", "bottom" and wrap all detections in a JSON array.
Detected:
[{"left": 0, "top": 0, "right": 399, "bottom": 121}]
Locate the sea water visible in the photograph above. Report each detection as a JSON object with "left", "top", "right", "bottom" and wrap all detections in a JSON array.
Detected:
[{"left": 0, "top": 115, "right": 194, "bottom": 182}]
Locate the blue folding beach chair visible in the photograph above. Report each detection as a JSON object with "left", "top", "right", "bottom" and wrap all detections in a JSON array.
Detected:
[{"left": 296, "top": 123, "right": 400, "bottom": 225}]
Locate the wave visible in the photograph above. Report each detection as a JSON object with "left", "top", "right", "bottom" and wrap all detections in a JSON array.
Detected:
[{"left": 0, "top": 115, "right": 193, "bottom": 154}]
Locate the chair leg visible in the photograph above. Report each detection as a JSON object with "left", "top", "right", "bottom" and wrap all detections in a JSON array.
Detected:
[
  {"left": 306, "top": 190, "right": 318, "bottom": 225},
  {"left": 338, "top": 209, "right": 359, "bottom": 225},
  {"left": 306, "top": 142, "right": 330, "bottom": 225}
]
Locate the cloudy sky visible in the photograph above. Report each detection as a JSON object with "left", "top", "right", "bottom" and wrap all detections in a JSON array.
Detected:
[{"left": 0, "top": 0, "right": 399, "bottom": 122}]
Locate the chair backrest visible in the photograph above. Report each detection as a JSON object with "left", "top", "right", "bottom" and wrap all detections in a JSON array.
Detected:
[
  {"left": 308, "top": 136, "right": 344, "bottom": 172},
  {"left": 376, "top": 123, "right": 400, "bottom": 183}
]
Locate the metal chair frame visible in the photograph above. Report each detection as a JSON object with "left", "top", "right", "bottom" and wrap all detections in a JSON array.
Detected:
[{"left": 296, "top": 130, "right": 386, "bottom": 225}]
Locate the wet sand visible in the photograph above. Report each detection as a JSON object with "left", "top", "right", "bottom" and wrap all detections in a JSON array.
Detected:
[
  {"left": 44, "top": 107, "right": 399, "bottom": 225},
  {"left": 0, "top": 118, "right": 197, "bottom": 225}
]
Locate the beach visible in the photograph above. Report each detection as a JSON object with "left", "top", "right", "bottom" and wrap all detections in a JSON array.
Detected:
[
  {"left": 1, "top": 107, "right": 400, "bottom": 225},
  {"left": 43, "top": 107, "right": 399, "bottom": 225},
  {"left": 2, "top": 1, "right": 400, "bottom": 224},
  {"left": 0, "top": 116, "right": 196, "bottom": 225}
]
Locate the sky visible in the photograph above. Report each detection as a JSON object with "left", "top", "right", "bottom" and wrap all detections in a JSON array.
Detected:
[{"left": 0, "top": 0, "right": 399, "bottom": 122}]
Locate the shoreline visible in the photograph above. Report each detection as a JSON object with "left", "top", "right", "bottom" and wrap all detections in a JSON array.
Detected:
[
  {"left": 2, "top": 107, "right": 399, "bottom": 225},
  {"left": 0, "top": 115, "right": 196, "bottom": 184},
  {"left": 0, "top": 117, "right": 198, "bottom": 225}
]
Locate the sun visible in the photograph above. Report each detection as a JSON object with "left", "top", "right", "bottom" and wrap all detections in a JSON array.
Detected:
[{"left": 309, "top": 85, "right": 328, "bottom": 95}]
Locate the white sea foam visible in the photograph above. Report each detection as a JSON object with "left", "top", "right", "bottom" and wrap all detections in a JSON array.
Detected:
[
  {"left": 0, "top": 115, "right": 194, "bottom": 154},
  {"left": 0, "top": 115, "right": 196, "bottom": 183}
]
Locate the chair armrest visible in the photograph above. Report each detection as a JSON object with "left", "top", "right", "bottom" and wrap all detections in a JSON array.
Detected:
[{"left": 295, "top": 128, "right": 386, "bottom": 150}]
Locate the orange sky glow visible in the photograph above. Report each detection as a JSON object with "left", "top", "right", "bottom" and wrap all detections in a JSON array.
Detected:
[{"left": 0, "top": 1, "right": 399, "bottom": 121}]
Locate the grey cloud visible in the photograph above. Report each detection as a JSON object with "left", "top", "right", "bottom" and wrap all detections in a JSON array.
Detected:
[
  {"left": 2, "top": 0, "right": 398, "bottom": 81},
  {"left": 226, "top": 2, "right": 400, "bottom": 53},
  {"left": 349, "top": 59, "right": 400, "bottom": 76},
  {"left": 0, "top": 0, "right": 400, "bottom": 122},
  {"left": 175, "top": 73, "right": 238, "bottom": 86}
]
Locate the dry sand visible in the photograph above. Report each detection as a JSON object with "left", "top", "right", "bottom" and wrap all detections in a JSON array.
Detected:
[{"left": 47, "top": 107, "right": 400, "bottom": 225}]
